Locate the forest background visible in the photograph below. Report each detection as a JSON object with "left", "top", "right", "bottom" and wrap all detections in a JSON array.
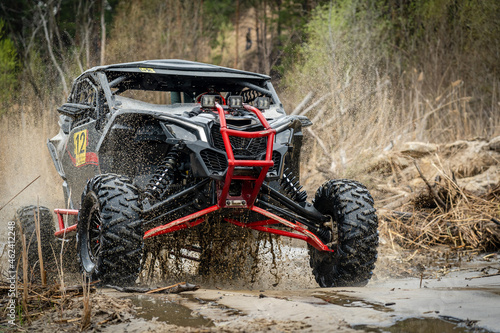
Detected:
[{"left": 0, "top": 0, "right": 499, "bottom": 203}]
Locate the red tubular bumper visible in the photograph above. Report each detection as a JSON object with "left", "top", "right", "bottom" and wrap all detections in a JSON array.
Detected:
[
  {"left": 143, "top": 103, "right": 333, "bottom": 252},
  {"left": 217, "top": 103, "right": 276, "bottom": 208},
  {"left": 144, "top": 205, "right": 219, "bottom": 238},
  {"left": 53, "top": 208, "right": 79, "bottom": 238}
]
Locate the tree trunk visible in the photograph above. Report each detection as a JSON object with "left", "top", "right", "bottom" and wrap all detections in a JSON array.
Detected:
[
  {"left": 100, "top": 0, "right": 106, "bottom": 65},
  {"left": 262, "top": 0, "right": 271, "bottom": 74},
  {"left": 38, "top": 5, "right": 69, "bottom": 96},
  {"left": 234, "top": 0, "right": 240, "bottom": 68},
  {"left": 255, "top": 5, "right": 262, "bottom": 72}
]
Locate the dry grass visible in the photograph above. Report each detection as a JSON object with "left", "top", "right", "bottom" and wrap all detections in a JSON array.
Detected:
[
  {"left": 1, "top": 232, "right": 128, "bottom": 329},
  {"left": 80, "top": 275, "right": 91, "bottom": 331},
  {"left": 282, "top": 4, "right": 499, "bottom": 183},
  {"left": 283, "top": 29, "right": 500, "bottom": 255},
  {"left": 379, "top": 176, "right": 500, "bottom": 252},
  {"left": 34, "top": 204, "right": 47, "bottom": 286},
  {"left": 287, "top": 68, "right": 499, "bottom": 184}
]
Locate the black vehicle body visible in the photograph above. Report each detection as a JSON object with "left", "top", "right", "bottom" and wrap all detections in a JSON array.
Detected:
[
  {"left": 46, "top": 60, "right": 378, "bottom": 287},
  {"left": 49, "top": 60, "right": 303, "bottom": 213}
]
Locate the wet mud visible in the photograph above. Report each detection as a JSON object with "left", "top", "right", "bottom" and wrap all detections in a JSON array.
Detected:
[{"left": 128, "top": 294, "right": 214, "bottom": 327}]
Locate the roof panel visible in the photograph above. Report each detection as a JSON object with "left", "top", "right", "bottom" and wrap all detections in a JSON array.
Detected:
[{"left": 83, "top": 59, "right": 270, "bottom": 80}]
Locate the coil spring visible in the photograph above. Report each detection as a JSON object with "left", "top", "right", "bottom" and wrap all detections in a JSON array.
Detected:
[
  {"left": 144, "top": 146, "right": 181, "bottom": 201},
  {"left": 313, "top": 226, "right": 332, "bottom": 244},
  {"left": 280, "top": 168, "right": 307, "bottom": 202}
]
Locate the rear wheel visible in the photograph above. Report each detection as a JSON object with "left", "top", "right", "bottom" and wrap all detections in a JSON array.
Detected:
[
  {"left": 77, "top": 174, "right": 143, "bottom": 285},
  {"left": 14, "top": 205, "right": 57, "bottom": 282},
  {"left": 309, "top": 179, "right": 378, "bottom": 287}
]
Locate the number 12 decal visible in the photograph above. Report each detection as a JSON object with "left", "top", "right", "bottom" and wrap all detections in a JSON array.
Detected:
[{"left": 74, "top": 129, "right": 88, "bottom": 166}]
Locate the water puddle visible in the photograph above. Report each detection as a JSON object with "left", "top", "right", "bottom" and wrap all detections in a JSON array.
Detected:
[
  {"left": 127, "top": 295, "right": 214, "bottom": 327},
  {"left": 353, "top": 317, "right": 491, "bottom": 333},
  {"left": 312, "top": 292, "right": 394, "bottom": 312},
  {"left": 186, "top": 294, "right": 245, "bottom": 317}
]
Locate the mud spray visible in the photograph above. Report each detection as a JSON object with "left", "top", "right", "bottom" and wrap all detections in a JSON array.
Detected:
[{"left": 142, "top": 220, "right": 317, "bottom": 290}]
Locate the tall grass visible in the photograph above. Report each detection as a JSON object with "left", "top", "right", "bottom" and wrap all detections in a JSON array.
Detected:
[{"left": 280, "top": 2, "right": 500, "bottom": 181}]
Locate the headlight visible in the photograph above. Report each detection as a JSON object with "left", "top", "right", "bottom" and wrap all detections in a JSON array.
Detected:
[
  {"left": 165, "top": 124, "right": 198, "bottom": 141},
  {"left": 160, "top": 118, "right": 208, "bottom": 142},
  {"left": 275, "top": 129, "right": 291, "bottom": 145},
  {"left": 254, "top": 97, "right": 270, "bottom": 110},
  {"left": 228, "top": 95, "right": 243, "bottom": 108}
]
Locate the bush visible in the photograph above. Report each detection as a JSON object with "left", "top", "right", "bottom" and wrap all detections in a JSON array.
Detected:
[{"left": 0, "top": 19, "right": 19, "bottom": 112}]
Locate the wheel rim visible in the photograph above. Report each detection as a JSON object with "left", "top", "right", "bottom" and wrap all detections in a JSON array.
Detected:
[
  {"left": 319, "top": 214, "right": 337, "bottom": 249},
  {"left": 87, "top": 205, "right": 102, "bottom": 263},
  {"left": 80, "top": 193, "right": 102, "bottom": 274}
]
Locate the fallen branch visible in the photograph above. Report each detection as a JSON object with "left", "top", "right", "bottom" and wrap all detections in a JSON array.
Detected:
[
  {"left": 146, "top": 282, "right": 187, "bottom": 294},
  {"left": 413, "top": 160, "right": 446, "bottom": 209},
  {"left": 105, "top": 282, "right": 199, "bottom": 294},
  {"left": 465, "top": 273, "right": 500, "bottom": 280},
  {"left": 319, "top": 80, "right": 390, "bottom": 130},
  {"left": 60, "top": 282, "right": 98, "bottom": 293},
  {"left": 298, "top": 93, "right": 332, "bottom": 117},
  {"left": 306, "top": 128, "right": 330, "bottom": 159}
]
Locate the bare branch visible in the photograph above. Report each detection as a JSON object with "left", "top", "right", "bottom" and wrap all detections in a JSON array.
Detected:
[
  {"left": 37, "top": 4, "right": 69, "bottom": 96},
  {"left": 100, "top": 0, "right": 106, "bottom": 65},
  {"left": 291, "top": 92, "right": 314, "bottom": 115},
  {"left": 299, "top": 93, "right": 332, "bottom": 116},
  {"left": 413, "top": 160, "right": 446, "bottom": 209}
]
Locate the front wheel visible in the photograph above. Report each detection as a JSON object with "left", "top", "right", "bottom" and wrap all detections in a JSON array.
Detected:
[
  {"left": 77, "top": 174, "right": 143, "bottom": 285},
  {"left": 309, "top": 179, "right": 378, "bottom": 287}
]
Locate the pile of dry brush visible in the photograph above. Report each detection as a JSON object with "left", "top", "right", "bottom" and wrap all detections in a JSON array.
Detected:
[
  {"left": 0, "top": 277, "right": 97, "bottom": 330},
  {"left": 380, "top": 174, "right": 500, "bottom": 252}
]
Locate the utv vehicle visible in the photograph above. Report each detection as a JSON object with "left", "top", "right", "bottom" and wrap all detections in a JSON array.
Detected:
[{"left": 17, "top": 60, "right": 378, "bottom": 287}]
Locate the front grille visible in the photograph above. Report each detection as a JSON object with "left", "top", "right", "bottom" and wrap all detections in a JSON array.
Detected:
[
  {"left": 201, "top": 149, "right": 281, "bottom": 175},
  {"left": 271, "top": 151, "right": 281, "bottom": 172},
  {"left": 206, "top": 125, "right": 281, "bottom": 176},
  {"left": 200, "top": 149, "right": 228, "bottom": 173},
  {"left": 211, "top": 125, "right": 267, "bottom": 157}
]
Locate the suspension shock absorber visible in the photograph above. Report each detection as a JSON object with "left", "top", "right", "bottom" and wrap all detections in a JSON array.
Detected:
[
  {"left": 144, "top": 144, "right": 182, "bottom": 202},
  {"left": 311, "top": 225, "right": 333, "bottom": 245},
  {"left": 280, "top": 168, "right": 308, "bottom": 202}
]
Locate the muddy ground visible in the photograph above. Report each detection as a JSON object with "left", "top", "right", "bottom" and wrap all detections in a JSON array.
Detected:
[{"left": 2, "top": 243, "right": 499, "bottom": 333}]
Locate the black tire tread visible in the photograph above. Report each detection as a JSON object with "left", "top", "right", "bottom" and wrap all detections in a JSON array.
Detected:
[
  {"left": 77, "top": 174, "right": 143, "bottom": 285},
  {"left": 309, "top": 179, "right": 378, "bottom": 287},
  {"left": 14, "top": 205, "right": 57, "bottom": 282}
]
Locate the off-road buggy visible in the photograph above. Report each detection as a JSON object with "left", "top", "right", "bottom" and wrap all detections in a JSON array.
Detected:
[{"left": 16, "top": 60, "right": 378, "bottom": 287}]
